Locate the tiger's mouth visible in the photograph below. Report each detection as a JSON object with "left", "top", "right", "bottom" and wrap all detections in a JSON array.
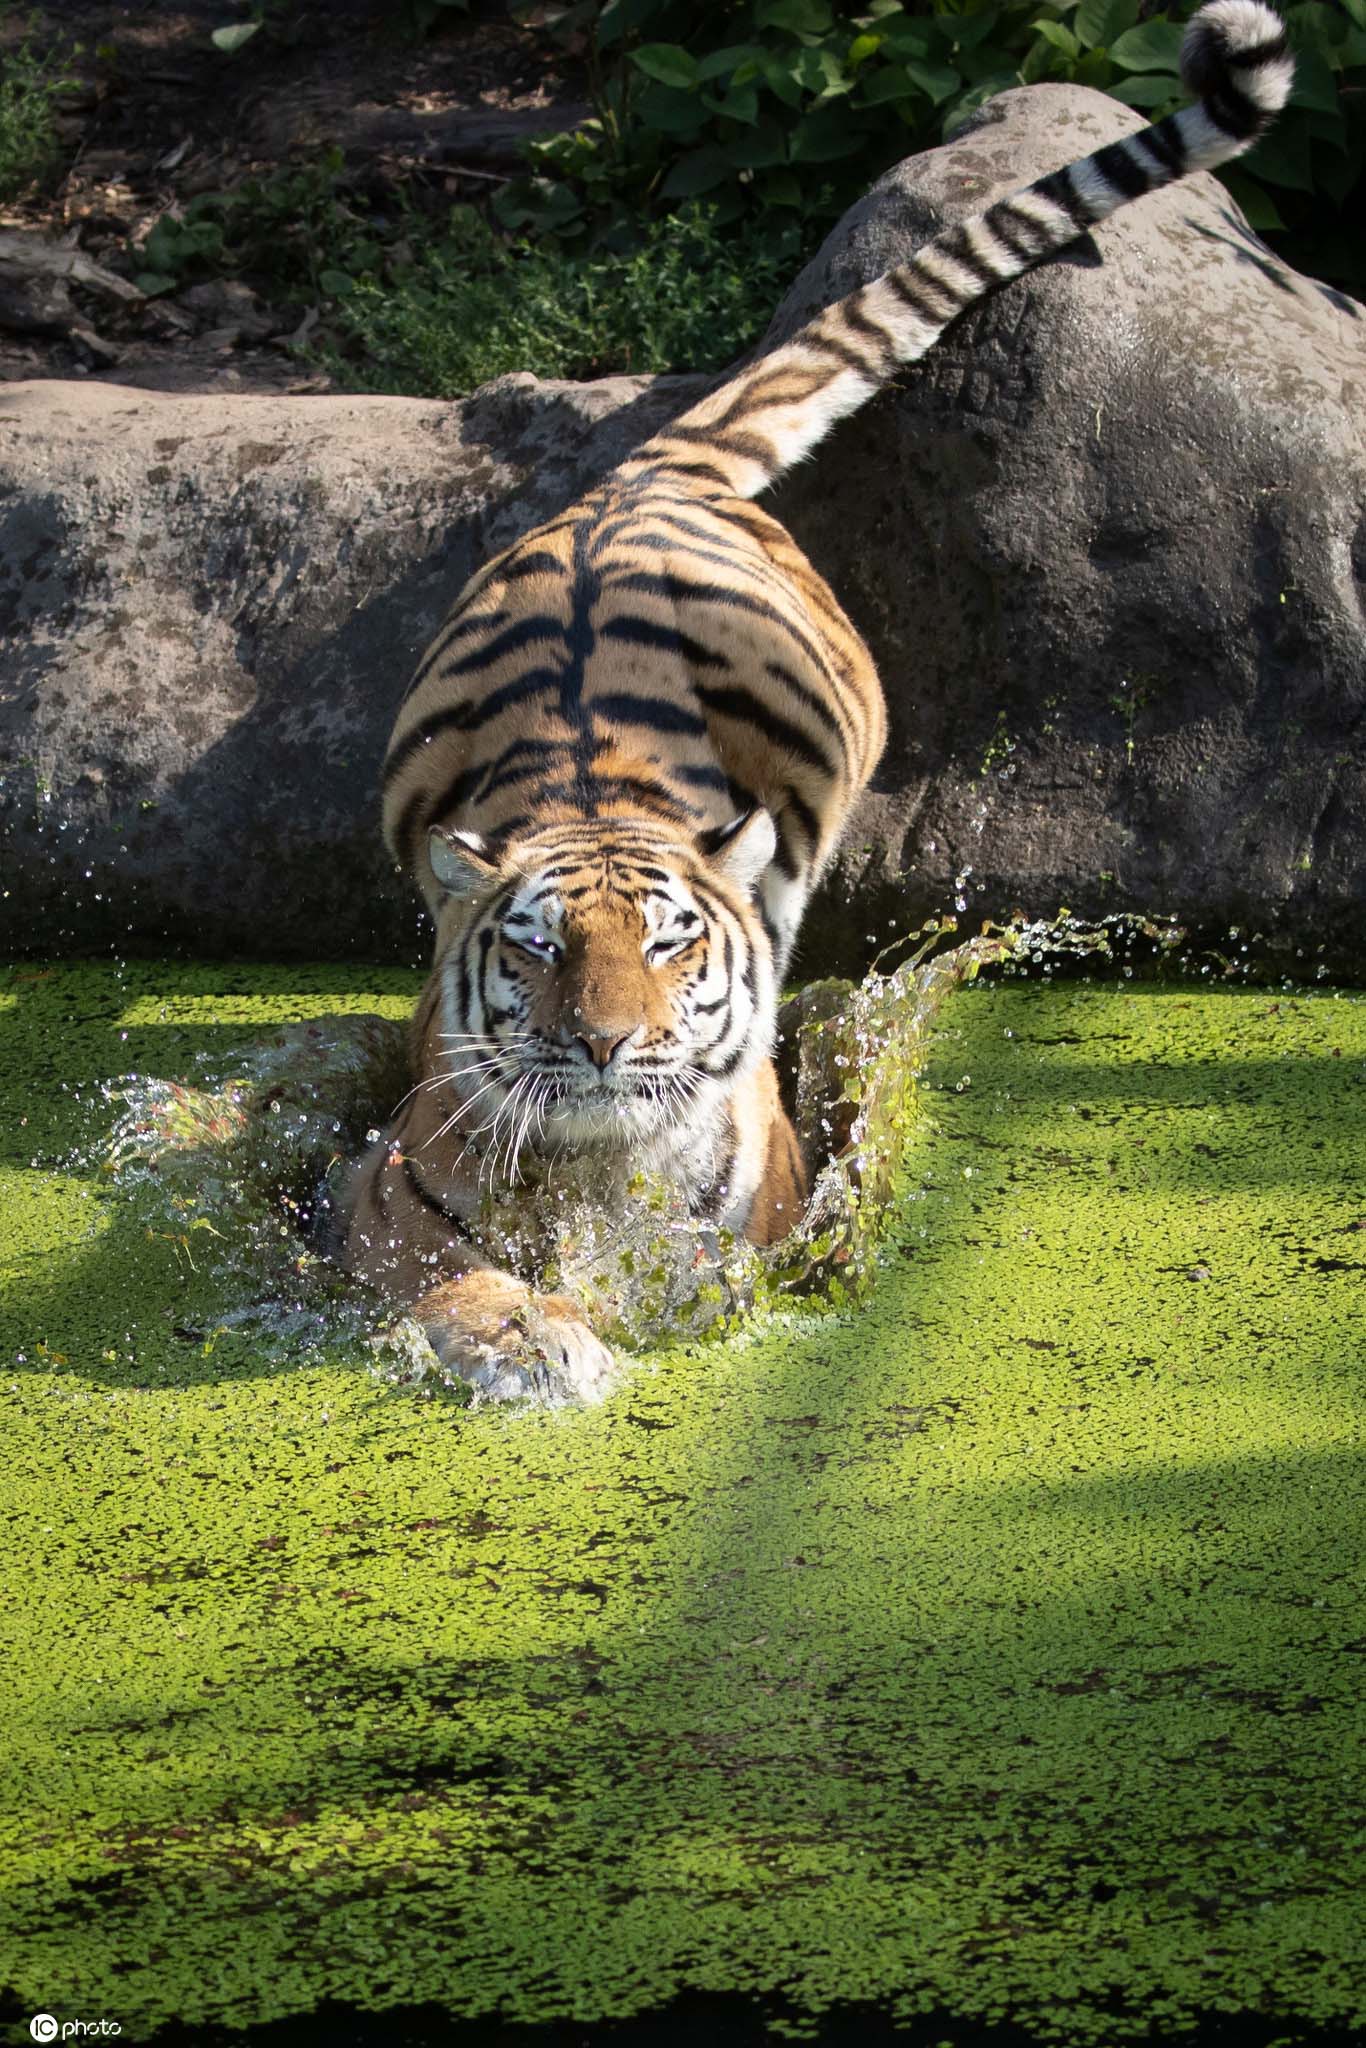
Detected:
[{"left": 525, "top": 1065, "right": 704, "bottom": 1142}]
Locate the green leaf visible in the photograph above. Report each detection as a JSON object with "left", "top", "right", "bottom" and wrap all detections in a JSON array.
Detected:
[
  {"left": 946, "top": 9, "right": 1003, "bottom": 51},
  {"left": 1241, "top": 118, "right": 1316, "bottom": 190},
  {"left": 848, "top": 32, "right": 883, "bottom": 67},
  {"left": 1286, "top": 1, "right": 1349, "bottom": 51},
  {"left": 634, "top": 82, "right": 708, "bottom": 136},
  {"left": 1108, "top": 18, "right": 1185, "bottom": 71},
  {"left": 1340, "top": 0, "right": 1366, "bottom": 29},
  {"left": 787, "top": 105, "right": 861, "bottom": 159},
  {"left": 722, "top": 119, "right": 788, "bottom": 167},
  {"left": 659, "top": 146, "right": 734, "bottom": 197},
  {"left": 1031, "top": 18, "right": 1081, "bottom": 58},
  {"left": 695, "top": 44, "right": 763, "bottom": 82},
  {"left": 629, "top": 43, "right": 699, "bottom": 89},
  {"left": 761, "top": 167, "right": 804, "bottom": 206},
  {"left": 1074, "top": 48, "right": 1115, "bottom": 86},
  {"left": 1289, "top": 49, "right": 1342, "bottom": 114},
  {"left": 761, "top": 53, "right": 806, "bottom": 106},
  {"left": 595, "top": 0, "right": 665, "bottom": 46},
  {"left": 1074, "top": 0, "right": 1139, "bottom": 49},
  {"left": 702, "top": 82, "right": 760, "bottom": 122},
  {"left": 210, "top": 20, "right": 261, "bottom": 53},
  {"left": 861, "top": 61, "right": 917, "bottom": 105},
  {"left": 1216, "top": 167, "right": 1286, "bottom": 230},
  {"left": 1107, "top": 71, "right": 1180, "bottom": 106},
  {"left": 879, "top": 20, "right": 936, "bottom": 60},
  {"left": 903, "top": 57, "right": 961, "bottom": 104},
  {"left": 755, "top": 0, "right": 834, "bottom": 30},
  {"left": 134, "top": 271, "right": 177, "bottom": 298},
  {"left": 318, "top": 269, "right": 356, "bottom": 297}
]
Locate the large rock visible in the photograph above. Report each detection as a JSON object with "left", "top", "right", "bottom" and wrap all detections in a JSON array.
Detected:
[
  {"left": 768, "top": 84, "right": 1366, "bottom": 971},
  {"left": 2, "top": 83, "right": 1364, "bottom": 972},
  {"left": 0, "top": 374, "right": 702, "bottom": 958}
]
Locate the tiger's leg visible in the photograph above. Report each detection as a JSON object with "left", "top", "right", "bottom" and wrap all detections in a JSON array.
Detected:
[
  {"left": 743, "top": 1095, "right": 808, "bottom": 1248},
  {"left": 341, "top": 1133, "right": 615, "bottom": 1406}
]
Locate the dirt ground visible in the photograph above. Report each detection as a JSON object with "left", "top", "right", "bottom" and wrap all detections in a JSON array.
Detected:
[{"left": 0, "top": 0, "right": 583, "bottom": 393}]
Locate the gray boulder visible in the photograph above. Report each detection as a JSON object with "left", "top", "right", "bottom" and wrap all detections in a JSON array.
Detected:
[
  {"left": 0, "top": 373, "right": 701, "bottom": 958},
  {"left": 769, "top": 84, "right": 1366, "bottom": 972},
  {"left": 1, "top": 81, "right": 1364, "bottom": 974}
]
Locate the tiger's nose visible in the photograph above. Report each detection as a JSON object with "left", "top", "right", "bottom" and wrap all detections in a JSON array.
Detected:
[{"left": 575, "top": 1029, "right": 634, "bottom": 1070}]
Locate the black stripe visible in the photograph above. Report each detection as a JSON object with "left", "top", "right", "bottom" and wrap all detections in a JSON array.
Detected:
[
  {"left": 603, "top": 776, "right": 698, "bottom": 821},
  {"left": 1135, "top": 116, "right": 1187, "bottom": 176},
  {"left": 943, "top": 228, "right": 1003, "bottom": 288},
  {"left": 393, "top": 787, "right": 429, "bottom": 871},
  {"left": 448, "top": 666, "right": 562, "bottom": 736},
  {"left": 496, "top": 549, "right": 568, "bottom": 584},
  {"left": 840, "top": 299, "right": 899, "bottom": 374},
  {"left": 1092, "top": 140, "right": 1152, "bottom": 202},
  {"left": 711, "top": 362, "right": 836, "bottom": 430},
  {"left": 885, "top": 269, "right": 944, "bottom": 322},
  {"left": 1035, "top": 166, "right": 1096, "bottom": 233},
  {"left": 600, "top": 615, "right": 730, "bottom": 669},
  {"left": 803, "top": 330, "right": 881, "bottom": 376},
  {"left": 592, "top": 692, "right": 710, "bottom": 737},
  {"left": 605, "top": 569, "right": 845, "bottom": 708},
  {"left": 644, "top": 455, "right": 734, "bottom": 490},
  {"left": 987, "top": 202, "right": 1048, "bottom": 261},
  {"left": 383, "top": 666, "right": 562, "bottom": 780},
  {"left": 403, "top": 1156, "right": 466, "bottom": 1229},
  {"left": 696, "top": 682, "right": 832, "bottom": 774},
  {"left": 402, "top": 608, "right": 503, "bottom": 701},
  {"left": 673, "top": 762, "right": 730, "bottom": 792},
  {"left": 1227, "top": 32, "right": 1289, "bottom": 69},
  {"left": 1202, "top": 83, "right": 1264, "bottom": 140},
  {"left": 776, "top": 784, "right": 823, "bottom": 862},
  {"left": 764, "top": 657, "right": 849, "bottom": 746},
  {"left": 445, "top": 614, "right": 565, "bottom": 679},
  {"left": 666, "top": 421, "right": 777, "bottom": 469},
  {"left": 384, "top": 703, "right": 471, "bottom": 784},
  {"left": 903, "top": 258, "right": 967, "bottom": 316}
]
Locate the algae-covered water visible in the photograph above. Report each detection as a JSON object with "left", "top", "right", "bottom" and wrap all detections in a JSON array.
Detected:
[{"left": 1, "top": 962, "right": 1364, "bottom": 2046}]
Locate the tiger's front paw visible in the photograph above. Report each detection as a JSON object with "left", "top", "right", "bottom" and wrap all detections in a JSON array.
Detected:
[{"left": 417, "top": 1272, "right": 616, "bottom": 1408}]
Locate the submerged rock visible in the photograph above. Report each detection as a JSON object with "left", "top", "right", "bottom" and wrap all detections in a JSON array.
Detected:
[{"left": 1, "top": 86, "right": 1363, "bottom": 969}]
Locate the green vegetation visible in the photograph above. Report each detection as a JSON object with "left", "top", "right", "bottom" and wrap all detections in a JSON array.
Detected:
[
  {"left": 123, "top": 0, "right": 1364, "bottom": 399},
  {"left": 326, "top": 204, "right": 808, "bottom": 395},
  {"left": 0, "top": 12, "right": 73, "bottom": 204},
  {"left": 2, "top": 958, "right": 1365, "bottom": 2041},
  {"left": 503, "top": 0, "right": 1366, "bottom": 299}
]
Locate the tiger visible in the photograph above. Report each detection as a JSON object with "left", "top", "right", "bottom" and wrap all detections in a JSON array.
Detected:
[{"left": 341, "top": 0, "right": 1293, "bottom": 1403}]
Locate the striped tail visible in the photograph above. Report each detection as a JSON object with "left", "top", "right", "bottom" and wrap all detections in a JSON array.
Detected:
[{"left": 634, "top": 0, "right": 1293, "bottom": 501}]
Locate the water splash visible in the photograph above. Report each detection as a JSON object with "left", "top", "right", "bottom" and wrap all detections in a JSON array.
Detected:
[{"left": 99, "top": 916, "right": 1182, "bottom": 1399}]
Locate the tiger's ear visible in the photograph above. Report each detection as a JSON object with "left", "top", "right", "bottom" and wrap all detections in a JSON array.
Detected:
[
  {"left": 428, "top": 825, "right": 497, "bottom": 899},
  {"left": 700, "top": 808, "right": 776, "bottom": 895}
]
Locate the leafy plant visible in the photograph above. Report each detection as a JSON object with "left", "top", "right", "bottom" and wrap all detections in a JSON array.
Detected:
[
  {"left": 134, "top": 148, "right": 377, "bottom": 297},
  {"left": 501, "top": 0, "right": 1366, "bottom": 299},
  {"left": 321, "top": 203, "right": 808, "bottom": 397},
  {"left": 0, "top": 10, "right": 75, "bottom": 203}
]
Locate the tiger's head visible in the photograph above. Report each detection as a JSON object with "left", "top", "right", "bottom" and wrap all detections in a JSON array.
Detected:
[{"left": 423, "top": 811, "right": 778, "bottom": 1157}]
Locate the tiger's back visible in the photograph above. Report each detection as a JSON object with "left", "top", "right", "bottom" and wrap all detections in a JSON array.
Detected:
[{"left": 384, "top": 470, "right": 886, "bottom": 974}]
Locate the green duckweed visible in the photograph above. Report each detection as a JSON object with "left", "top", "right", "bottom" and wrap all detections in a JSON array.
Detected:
[{"left": 1, "top": 960, "right": 1363, "bottom": 2044}]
